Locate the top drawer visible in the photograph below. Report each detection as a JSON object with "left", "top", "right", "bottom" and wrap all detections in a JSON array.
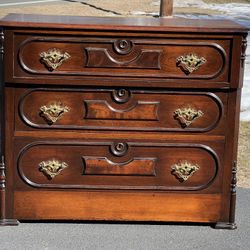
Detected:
[{"left": 7, "top": 32, "right": 231, "bottom": 87}]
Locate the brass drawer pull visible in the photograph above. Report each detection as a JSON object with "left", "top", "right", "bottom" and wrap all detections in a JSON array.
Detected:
[
  {"left": 176, "top": 53, "right": 206, "bottom": 75},
  {"left": 174, "top": 107, "right": 203, "bottom": 128},
  {"left": 171, "top": 161, "right": 200, "bottom": 182},
  {"left": 40, "top": 102, "right": 70, "bottom": 124},
  {"left": 39, "top": 159, "right": 68, "bottom": 180},
  {"left": 40, "top": 48, "right": 71, "bottom": 71}
]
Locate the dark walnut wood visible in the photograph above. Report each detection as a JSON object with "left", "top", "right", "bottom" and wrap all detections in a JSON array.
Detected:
[
  {"left": 0, "top": 14, "right": 248, "bottom": 229},
  {"left": 16, "top": 88, "right": 226, "bottom": 133}
]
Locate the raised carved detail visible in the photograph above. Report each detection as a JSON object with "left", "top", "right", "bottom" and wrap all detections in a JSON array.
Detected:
[
  {"left": 39, "top": 159, "right": 68, "bottom": 180},
  {"left": 84, "top": 100, "right": 159, "bottom": 121},
  {"left": 40, "top": 102, "right": 70, "bottom": 125},
  {"left": 0, "top": 29, "right": 4, "bottom": 55},
  {"left": 113, "top": 40, "right": 133, "bottom": 55},
  {"left": 231, "top": 161, "right": 237, "bottom": 194},
  {"left": 171, "top": 161, "right": 200, "bottom": 182},
  {"left": 176, "top": 53, "right": 206, "bottom": 74},
  {"left": 40, "top": 48, "right": 71, "bottom": 71},
  {"left": 85, "top": 44, "right": 161, "bottom": 69},
  {"left": 112, "top": 89, "right": 131, "bottom": 104},
  {"left": 110, "top": 142, "right": 128, "bottom": 157},
  {"left": 0, "top": 156, "right": 6, "bottom": 220},
  {"left": 0, "top": 156, "right": 18, "bottom": 224},
  {"left": 174, "top": 107, "right": 204, "bottom": 128},
  {"left": 82, "top": 157, "right": 156, "bottom": 176},
  {"left": 241, "top": 35, "right": 247, "bottom": 67},
  {"left": 0, "top": 156, "right": 6, "bottom": 190}
]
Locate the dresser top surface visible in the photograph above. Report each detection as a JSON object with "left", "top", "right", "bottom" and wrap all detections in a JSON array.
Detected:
[{"left": 0, "top": 13, "right": 248, "bottom": 34}]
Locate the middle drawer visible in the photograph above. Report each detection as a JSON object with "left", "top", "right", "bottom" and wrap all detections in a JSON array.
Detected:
[{"left": 16, "top": 88, "right": 226, "bottom": 133}]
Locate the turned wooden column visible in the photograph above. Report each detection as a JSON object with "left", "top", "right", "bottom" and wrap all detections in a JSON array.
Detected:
[
  {"left": 0, "top": 28, "right": 18, "bottom": 226},
  {"left": 160, "top": 0, "right": 173, "bottom": 17}
]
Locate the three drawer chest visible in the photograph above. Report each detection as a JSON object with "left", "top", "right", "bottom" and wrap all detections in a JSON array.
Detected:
[{"left": 0, "top": 13, "right": 248, "bottom": 229}]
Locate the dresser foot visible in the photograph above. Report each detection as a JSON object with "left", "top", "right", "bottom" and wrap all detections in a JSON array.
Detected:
[
  {"left": 214, "top": 222, "right": 237, "bottom": 230},
  {"left": 0, "top": 219, "right": 19, "bottom": 226}
]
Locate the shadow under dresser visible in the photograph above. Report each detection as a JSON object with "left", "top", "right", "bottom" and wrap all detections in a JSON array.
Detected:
[{"left": 0, "top": 13, "right": 248, "bottom": 229}]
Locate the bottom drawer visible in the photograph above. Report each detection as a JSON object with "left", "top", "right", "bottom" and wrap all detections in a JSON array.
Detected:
[
  {"left": 14, "top": 190, "right": 222, "bottom": 222},
  {"left": 16, "top": 140, "right": 223, "bottom": 192}
]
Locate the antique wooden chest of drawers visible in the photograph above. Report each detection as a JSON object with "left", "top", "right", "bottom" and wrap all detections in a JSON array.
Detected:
[{"left": 0, "top": 13, "right": 248, "bottom": 229}]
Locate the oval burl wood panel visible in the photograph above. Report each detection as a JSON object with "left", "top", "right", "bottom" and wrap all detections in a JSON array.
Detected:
[
  {"left": 17, "top": 141, "right": 220, "bottom": 191},
  {"left": 17, "top": 88, "right": 225, "bottom": 132},
  {"left": 16, "top": 35, "right": 229, "bottom": 81}
]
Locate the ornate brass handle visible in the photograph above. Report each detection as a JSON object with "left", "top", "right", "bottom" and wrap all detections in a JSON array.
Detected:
[
  {"left": 176, "top": 53, "right": 206, "bottom": 75},
  {"left": 40, "top": 102, "right": 70, "bottom": 125},
  {"left": 40, "top": 48, "right": 71, "bottom": 71},
  {"left": 39, "top": 159, "right": 68, "bottom": 180},
  {"left": 174, "top": 107, "right": 203, "bottom": 128},
  {"left": 171, "top": 161, "right": 199, "bottom": 182}
]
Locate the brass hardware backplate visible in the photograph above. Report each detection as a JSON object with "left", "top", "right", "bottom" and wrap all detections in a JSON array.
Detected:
[
  {"left": 171, "top": 161, "right": 200, "bottom": 182},
  {"left": 40, "top": 102, "right": 70, "bottom": 124},
  {"left": 176, "top": 53, "right": 206, "bottom": 74},
  {"left": 174, "top": 107, "right": 203, "bottom": 128},
  {"left": 39, "top": 159, "right": 68, "bottom": 179},
  {"left": 40, "top": 48, "right": 70, "bottom": 71}
]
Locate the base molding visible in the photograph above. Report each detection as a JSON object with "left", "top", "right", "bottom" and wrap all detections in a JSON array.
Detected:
[
  {"left": 0, "top": 219, "right": 19, "bottom": 226},
  {"left": 214, "top": 222, "right": 237, "bottom": 230}
]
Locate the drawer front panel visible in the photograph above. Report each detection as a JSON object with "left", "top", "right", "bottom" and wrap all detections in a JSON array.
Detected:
[
  {"left": 13, "top": 35, "right": 230, "bottom": 82},
  {"left": 16, "top": 141, "right": 222, "bottom": 191},
  {"left": 16, "top": 88, "right": 226, "bottom": 133}
]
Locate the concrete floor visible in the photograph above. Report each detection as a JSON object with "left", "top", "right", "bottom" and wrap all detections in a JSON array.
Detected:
[{"left": 0, "top": 188, "right": 250, "bottom": 250}]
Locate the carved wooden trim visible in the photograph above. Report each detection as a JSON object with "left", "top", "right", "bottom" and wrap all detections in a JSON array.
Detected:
[
  {"left": 85, "top": 47, "right": 162, "bottom": 69},
  {"left": 18, "top": 88, "right": 224, "bottom": 132},
  {"left": 82, "top": 157, "right": 156, "bottom": 176},
  {"left": 0, "top": 156, "right": 18, "bottom": 226},
  {"left": 17, "top": 141, "right": 219, "bottom": 191},
  {"left": 241, "top": 34, "right": 247, "bottom": 67},
  {"left": 84, "top": 100, "right": 159, "bottom": 121},
  {"left": 0, "top": 156, "right": 6, "bottom": 220},
  {"left": 229, "top": 161, "right": 237, "bottom": 226},
  {"left": 214, "top": 161, "right": 237, "bottom": 230},
  {"left": 0, "top": 29, "right": 3, "bottom": 56}
]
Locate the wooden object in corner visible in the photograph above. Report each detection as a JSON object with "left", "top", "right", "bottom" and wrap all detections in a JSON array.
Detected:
[{"left": 160, "top": 0, "right": 173, "bottom": 17}]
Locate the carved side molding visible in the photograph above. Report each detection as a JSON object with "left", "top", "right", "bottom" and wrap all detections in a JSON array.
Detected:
[
  {"left": 0, "top": 29, "right": 3, "bottom": 56},
  {"left": 39, "top": 159, "right": 68, "bottom": 180},
  {"left": 215, "top": 161, "right": 238, "bottom": 229},
  {"left": 0, "top": 156, "right": 19, "bottom": 225},
  {"left": 0, "top": 156, "right": 6, "bottom": 220},
  {"left": 241, "top": 35, "right": 247, "bottom": 67},
  {"left": 229, "top": 161, "right": 237, "bottom": 227}
]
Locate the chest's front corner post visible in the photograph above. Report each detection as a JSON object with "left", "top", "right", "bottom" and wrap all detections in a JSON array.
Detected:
[
  {"left": 0, "top": 28, "right": 18, "bottom": 226},
  {"left": 214, "top": 161, "right": 237, "bottom": 230}
]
